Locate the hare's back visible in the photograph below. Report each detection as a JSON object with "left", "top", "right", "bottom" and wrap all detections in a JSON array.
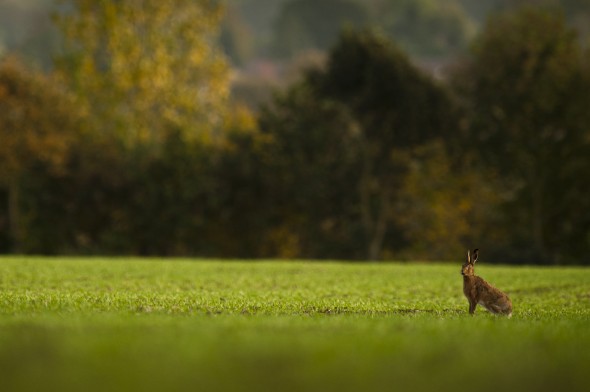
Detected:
[{"left": 475, "top": 277, "right": 506, "bottom": 299}]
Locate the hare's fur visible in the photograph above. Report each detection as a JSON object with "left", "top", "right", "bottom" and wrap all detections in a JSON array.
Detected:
[{"left": 462, "top": 249, "right": 512, "bottom": 317}]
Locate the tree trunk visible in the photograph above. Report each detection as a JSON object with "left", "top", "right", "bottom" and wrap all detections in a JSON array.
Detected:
[
  {"left": 359, "top": 172, "right": 390, "bottom": 261},
  {"left": 367, "top": 200, "right": 389, "bottom": 261},
  {"left": 8, "top": 178, "right": 22, "bottom": 253},
  {"left": 531, "top": 178, "right": 546, "bottom": 262}
]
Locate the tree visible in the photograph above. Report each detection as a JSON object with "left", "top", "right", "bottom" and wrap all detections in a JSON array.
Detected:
[
  {"left": 54, "top": 0, "right": 229, "bottom": 146},
  {"left": 317, "top": 30, "right": 460, "bottom": 260},
  {"left": 261, "top": 30, "right": 460, "bottom": 260},
  {"left": 394, "top": 142, "right": 505, "bottom": 260},
  {"left": 0, "top": 56, "right": 79, "bottom": 252},
  {"left": 258, "top": 84, "right": 362, "bottom": 258},
  {"left": 453, "top": 8, "right": 590, "bottom": 263}
]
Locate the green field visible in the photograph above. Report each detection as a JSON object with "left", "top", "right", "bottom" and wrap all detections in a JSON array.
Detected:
[{"left": 0, "top": 257, "right": 588, "bottom": 392}]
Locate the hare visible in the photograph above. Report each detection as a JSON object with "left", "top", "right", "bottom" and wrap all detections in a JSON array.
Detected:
[{"left": 461, "top": 249, "right": 512, "bottom": 317}]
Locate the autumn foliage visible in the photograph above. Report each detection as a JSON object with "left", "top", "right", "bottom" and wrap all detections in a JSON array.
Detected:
[{"left": 0, "top": 5, "right": 589, "bottom": 263}]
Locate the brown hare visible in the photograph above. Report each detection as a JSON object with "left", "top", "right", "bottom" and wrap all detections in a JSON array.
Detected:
[{"left": 462, "top": 249, "right": 512, "bottom": 317}]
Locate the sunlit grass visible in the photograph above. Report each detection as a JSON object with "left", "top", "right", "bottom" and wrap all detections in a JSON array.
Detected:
[{"left": 0, "top": 257, "right": 588, "bottom": 392}]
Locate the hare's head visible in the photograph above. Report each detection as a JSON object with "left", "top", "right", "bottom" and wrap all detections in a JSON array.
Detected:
[{"left": 461, "top": 249, "right": 479, "bottom": 276}]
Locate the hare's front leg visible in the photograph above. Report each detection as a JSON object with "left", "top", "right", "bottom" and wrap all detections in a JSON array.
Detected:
[{"left": 468, "top": 299, "right": 477, "bottom": 315}]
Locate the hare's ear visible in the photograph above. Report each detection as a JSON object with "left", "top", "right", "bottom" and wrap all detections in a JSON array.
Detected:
[
  {"left": 467, "top": 250, "right": 471, "bottom": 264},
  {"left": 471, "top": 249, "right": 479, "bottom": 264}
]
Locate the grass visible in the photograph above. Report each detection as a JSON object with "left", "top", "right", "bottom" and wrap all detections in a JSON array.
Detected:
[{"left": 0, "top": 257, "right": 588, "bottom": 392}]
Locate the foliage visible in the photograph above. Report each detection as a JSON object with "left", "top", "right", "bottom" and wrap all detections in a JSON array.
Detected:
[
  {"left": 261, "top": 31, "right": 457, "bottom": 259},
  {"left": 17, "top": 106, "right": 266, "bottom": 257},
  {"left": 0, "top": 257, "right": 589, "bottom": 392},
  {"left": 258, "top": 84, "right": 361, "bottom": 258},
  {"left": 394, "top": 142, "right": 505, "bottom": 260},
  {"left": 2, "top": 4, "right": 590, "bottom": 264},
  {"left": 19, "top": 0, "right": 245, "bottom": 256},
  {"left": 0, "top": 56, "right": 76, "bottom": 181},
  {"left": 0, "top": 56, "right": 79, "bottom": 252},
  {"left": 453, "top": 8, "right": 590, "bottom": 263},
  {"left": 18, "top": 134, "right": 133, "bottom": 254},
  {"left": 54, "top": 0, "right": 229, "bottom": 145}
]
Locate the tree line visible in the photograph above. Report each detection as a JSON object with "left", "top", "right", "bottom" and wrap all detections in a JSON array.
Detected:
[{"left": 1, "top": 3, "right": 589, "bottom": 263}]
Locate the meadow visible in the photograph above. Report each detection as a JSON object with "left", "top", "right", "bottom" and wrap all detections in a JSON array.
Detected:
[{"left": 0, "top": 257, "right": 588, "bottom": 392}]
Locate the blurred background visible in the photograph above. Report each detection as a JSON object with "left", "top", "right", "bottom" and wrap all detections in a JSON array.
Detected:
[{"left": 0, "top": 0, "right": 589, "bottom": 264}]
